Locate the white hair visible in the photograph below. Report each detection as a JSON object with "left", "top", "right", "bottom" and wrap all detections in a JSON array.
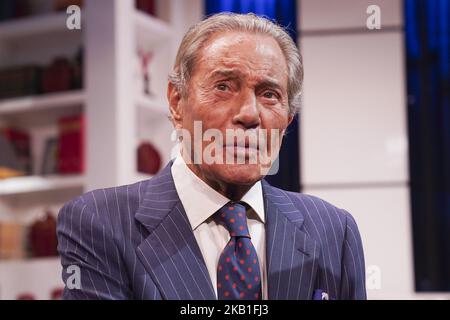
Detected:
[{"left": 168, "top": 12, "right": 303, "bottom": 116}]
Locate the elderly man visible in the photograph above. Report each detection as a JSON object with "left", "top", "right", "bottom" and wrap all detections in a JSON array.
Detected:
[{"left": 57, "top": 13, "right": 366, "bottom": 300}]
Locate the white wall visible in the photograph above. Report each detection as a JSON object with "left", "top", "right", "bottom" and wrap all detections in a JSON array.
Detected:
[{"left": 297, "top": 0, "right": 431, "bottom": 299}]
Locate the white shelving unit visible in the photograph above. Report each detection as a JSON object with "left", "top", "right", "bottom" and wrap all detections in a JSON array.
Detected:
[
  {"left": 0, "top": 175, "right": 84, "bottom": 196},
  {"left": 0, "top": 6, "right": 84, "bottom": 299},
  {"left": 83, "top": 0, "right": 178, "bottom": 190},
  {"left": 0, "top": 90, "right": 85, "bottom": 116},
  {"left": 134, "top": 9, "right": 172, "bottom": 48},
  {"left": 135, "top": 94, "right": 168, "bottom": 115},
  {"left": 0, "top": 0, "right": 202, "bottom": 300}
]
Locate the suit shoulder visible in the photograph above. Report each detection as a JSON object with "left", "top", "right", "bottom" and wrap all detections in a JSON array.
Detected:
[
  {"left": 277, "top": 188, "right": 354, "bottom": 233},
  {"left": 89, "top": 179, "right": 149, "bottom": 206},
  {"left": 59, "top": 179, "right": 150, "bottom": 223}
]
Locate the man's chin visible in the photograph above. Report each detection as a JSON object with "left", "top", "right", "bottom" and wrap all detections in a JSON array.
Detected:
[{"left": 214, "top": 163, "right": 263, "bottom": 185}]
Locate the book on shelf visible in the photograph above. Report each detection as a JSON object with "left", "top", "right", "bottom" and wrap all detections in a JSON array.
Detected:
[
  {"left": 0, "top": 65, "right": 42, "bottom": 99},
  {"left": 0, "top": 127, "right": 31, "bottom": 177},
  {"left": 0, "top": 222, "right": 25, "bottom": 260},
  {"left": 57, "top": 113, "right": 85, "bottom": 174},
  {"left": 0, "top": 166, "right": 23, "bottom": 179},
  {"left": 41, "top": 137, "right": 59, "bottom": 175},
  {"left": 72, "top": 47, "right": 83, "bottom": 90},
  {"left": 0, "top": 49, "right": 84, "bottom": 100},
  {"left": 0, "top": 0, "right": 29, "bottom": 22},
  {"left": 0, "top": 133, "right": 25, "bottom": 179},
  {"left": 41, "top": 57, "right": 73, "bottom": 94}
]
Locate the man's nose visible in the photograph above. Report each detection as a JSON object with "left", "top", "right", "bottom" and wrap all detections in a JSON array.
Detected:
[{"left": 232, "top": 91, "right": 261, "bottom": 128}]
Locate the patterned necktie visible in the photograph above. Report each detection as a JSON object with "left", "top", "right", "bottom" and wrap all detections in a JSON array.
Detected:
[{"left": 216, "top": 202, "right": 262, "bottom": 300}]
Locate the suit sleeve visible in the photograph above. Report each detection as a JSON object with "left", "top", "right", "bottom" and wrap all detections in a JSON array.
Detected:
[
  {"left": 56, "top": 196, "right": 131, "bottom": 299},
  {"left": 339, "top": 211, "right": 367, "bottom": 300}
]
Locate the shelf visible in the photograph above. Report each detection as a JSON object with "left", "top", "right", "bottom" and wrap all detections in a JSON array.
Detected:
[
  {"left": 0, "top": 91, "right": 85, "bottom": 116},
  {"left": 0, "top": 256, "right": 63, "bottom": 300},
  {"left": 0, "top": 256, "right": 60, "bottom": 265},
  {"left": 0, "top": 175, "right": 84, "bottom": 196},
  {"left": 134, "top": 10, "right": 172, "bottom": 48},
  {"left": 0, "top": 12, "right": 77, "bottom": 41}
]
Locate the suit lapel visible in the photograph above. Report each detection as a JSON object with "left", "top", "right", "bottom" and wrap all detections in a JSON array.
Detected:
[
  {"left": 134, "top": 162, "right": 320, "bottom": 300},
  {"left": 135, "top": 162, "right": 216, "bottom": 300},
  {"left": 262, "top": 180, "right": 321, "bottom": 300}
]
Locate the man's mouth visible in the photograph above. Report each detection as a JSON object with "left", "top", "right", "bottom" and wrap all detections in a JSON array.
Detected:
[{"left": 223, "top": 140, "right": 261, "bottom": 162}]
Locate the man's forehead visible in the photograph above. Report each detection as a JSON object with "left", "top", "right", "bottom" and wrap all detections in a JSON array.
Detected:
[
  {"left": 202, "top": 31, "right": 282, "bottom": 57},
  {"left": 192, "top": 31, "right": 288, "bottom": 85}
]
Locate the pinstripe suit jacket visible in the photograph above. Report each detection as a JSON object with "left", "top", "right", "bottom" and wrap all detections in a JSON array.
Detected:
[{"left": 57, "top": 161, "right": 366, "bottom": 300}]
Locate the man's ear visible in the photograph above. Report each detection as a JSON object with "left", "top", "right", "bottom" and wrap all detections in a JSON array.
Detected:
[
  {"left": 167, "top": 82, "right": 183, "bottom": 129},
  {"left": 287, "top": 114, "right": 294, "bottom": 126},
  {"left": 281, "top": 114, "right": 295, "bottom": 137}
]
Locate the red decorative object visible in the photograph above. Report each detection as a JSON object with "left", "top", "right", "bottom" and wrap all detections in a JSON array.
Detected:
[
  {"left": 16, "top": 293, "right": 36, "bottom": 300},
  {"left": 137, "top": 142, "right": 161, "bottom": 175},
  {"left": 41, "top": 57, "right": 72, "bottom": 93},
  {"left": 137, "top": 49, "right": 154, "bottom": 96},
  {"left": 136, "top": 0, "right": 155, "bottom": 16},
  {"left": 50, "top": 287, "right": 64, "bottom": 300},
  {"left": 57, "top": 114, "right": 85, "bottom": 174},
  {"left": 29, "top": 212, "right": 57, "bottom": 257}
]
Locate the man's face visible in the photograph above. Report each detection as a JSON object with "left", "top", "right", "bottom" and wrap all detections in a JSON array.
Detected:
[{"left": 170, "top": 31, "right": 293, "bottom": 187}]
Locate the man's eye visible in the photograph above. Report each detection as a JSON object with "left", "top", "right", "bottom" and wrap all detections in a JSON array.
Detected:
[
  {"left": 216, "top": 83, "right": 228, "bottom": 91},
  {"left": 263, "top": 91, "right": 277, "bottom": 99}
]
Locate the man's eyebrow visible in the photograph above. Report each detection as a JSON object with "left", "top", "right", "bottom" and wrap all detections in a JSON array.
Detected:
[
  {"left": 208, "top": 69, "right": 244, "bottom": 79},
  {"left": 255, "top": 79, "right": 284, "bottom": 92}
]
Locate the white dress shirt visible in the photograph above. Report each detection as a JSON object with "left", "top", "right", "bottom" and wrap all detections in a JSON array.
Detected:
[{"left": 171, "top": 154, "right": 267, "bottom": 299}]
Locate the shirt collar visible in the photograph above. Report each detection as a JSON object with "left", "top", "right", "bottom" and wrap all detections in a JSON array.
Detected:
[{"left": 171, "top": 154, "right": 265, "bottom": 231}]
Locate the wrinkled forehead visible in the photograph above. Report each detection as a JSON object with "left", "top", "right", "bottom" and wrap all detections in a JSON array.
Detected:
[{"left": 194, "top": 31, "right": 289, "bottom": 86}]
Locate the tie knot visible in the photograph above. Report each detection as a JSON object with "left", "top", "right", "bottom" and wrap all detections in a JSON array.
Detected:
[{"left": 218, "top": 202, "right": 250, "bottom": 238}]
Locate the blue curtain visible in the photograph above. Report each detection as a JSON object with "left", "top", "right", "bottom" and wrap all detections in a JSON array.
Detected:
[
  {"left": 204, "top": 0, "right": 300, "bottom": 192},
  {"left": 405, "top": 0, "right": 450, "bottom": 291}
]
